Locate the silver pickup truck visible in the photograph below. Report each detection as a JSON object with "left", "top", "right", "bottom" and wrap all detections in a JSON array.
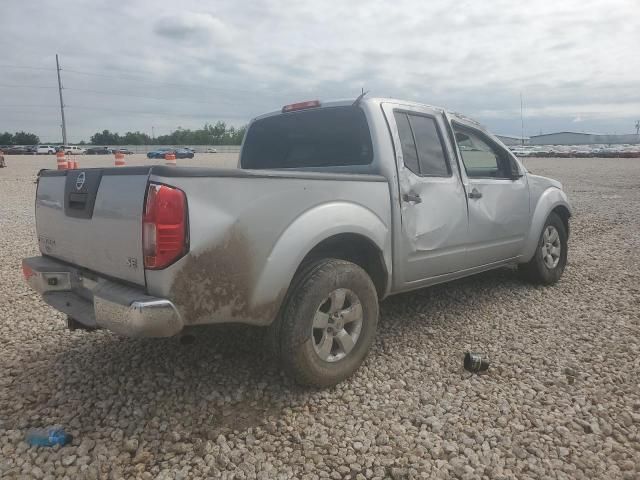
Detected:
[{"left": 23, "top": 97, "right": 571, "bottom": 386}]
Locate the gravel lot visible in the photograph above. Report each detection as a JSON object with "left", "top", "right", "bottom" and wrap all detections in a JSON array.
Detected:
[{"left": 0, "top": 155, "right": 639, "bottom": 479}]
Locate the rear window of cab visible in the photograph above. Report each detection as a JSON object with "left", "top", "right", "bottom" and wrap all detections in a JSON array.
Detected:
[{"left": 240, "top": 106, "right": 373, "bottom": 169}]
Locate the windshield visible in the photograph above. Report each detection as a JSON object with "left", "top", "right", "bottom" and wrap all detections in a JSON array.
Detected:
[{"left": 240, "top": 106, "right": 373, "bottom": 169}]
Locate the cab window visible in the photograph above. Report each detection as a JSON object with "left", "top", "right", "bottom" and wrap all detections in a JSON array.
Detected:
[
  {"left": 394, "top": 111, "right": 451, "bottom": 177},
  {"left": 453, "top": 126, "right": 519, "bottom": 179}
]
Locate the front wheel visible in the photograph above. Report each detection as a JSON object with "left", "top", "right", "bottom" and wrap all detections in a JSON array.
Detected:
[
  {"left": 519, "top": 212, "right": 568, "bottom": 285},
  {"left": 275, "top": 259, "right": 378, "bottom": 387}
]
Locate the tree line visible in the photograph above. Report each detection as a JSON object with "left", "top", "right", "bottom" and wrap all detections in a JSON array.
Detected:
[
  {"left": 90, "top": 122, "right": 246, "bottom": 146},
  {"left": 1, "top": 122, "right": 246, "bottom": 146},
  {"left": 0, "top": 131, "right": 40, "bottom": 145}
]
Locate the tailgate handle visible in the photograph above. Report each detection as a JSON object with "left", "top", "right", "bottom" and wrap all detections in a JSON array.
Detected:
[{"left": 68, "top": 193, "right": 88, "bottom": 209}]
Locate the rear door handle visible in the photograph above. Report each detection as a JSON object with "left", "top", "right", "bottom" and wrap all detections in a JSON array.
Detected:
[
  {"left": 402, "top": 192, "right": 422, "bottom": 204},
  {"left": 468, "top": 188, "right": 482, "bottom": 199}
]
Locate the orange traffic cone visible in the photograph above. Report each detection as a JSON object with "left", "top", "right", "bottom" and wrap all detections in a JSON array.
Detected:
[
  {"left": 114, "top": 151, "right": 126, "bottom": 167},
  {"left": 56, "top": 151, "right": 67, "bottom": 170},
  {"left": 165, "top": 152, "right": 177, "bottom": 166}
]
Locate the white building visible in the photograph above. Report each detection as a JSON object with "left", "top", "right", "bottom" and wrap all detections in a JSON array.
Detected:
[
  {"left": 529, "top": 132, "right": 640, "bottom": 145},
  {"left": 496, "top": 135, "right": 529, "bottom": 146}
]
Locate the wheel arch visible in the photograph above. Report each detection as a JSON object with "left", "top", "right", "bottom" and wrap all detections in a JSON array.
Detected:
[
  {"left": 296, "top": 232, "right": 389, "bottom": 299},
  {"left": 551, "top": 204, "right": 571, "bottom": 238},
  {"left": 250, "top": 202, "right": 391, "bottom": 324},
  {"left": 521, "top": 188, "right": 572, "bottom": 262}
]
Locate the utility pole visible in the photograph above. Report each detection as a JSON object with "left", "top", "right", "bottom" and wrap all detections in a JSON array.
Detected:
[
  {"left": 56, "top": 54, "right": 68, "bottom": 145},
  {"left": 520, "top": 92, "right": 525, "bottom": 146},
  {"left": 152, "top": 126, "right": 155, "bottom": 141}
]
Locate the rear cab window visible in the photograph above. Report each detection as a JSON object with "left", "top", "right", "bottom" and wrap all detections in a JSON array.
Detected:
[
  {"left": 393, "top": 111, "right": 451, "bottom": 177},
  {"left": 240, "top": 106, "right": 373, "bottom": 169}
]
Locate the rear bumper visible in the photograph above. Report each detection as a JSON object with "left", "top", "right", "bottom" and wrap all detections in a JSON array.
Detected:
[{"left": 22, "top": 256, "right": 184, "bottom": 337}]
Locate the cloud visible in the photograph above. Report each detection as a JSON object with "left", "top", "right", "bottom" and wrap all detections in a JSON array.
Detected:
[
  {"left": 153, "top": 12, "right": 235, "bottom": 45},
  {"left": 1, "top": 0, "right": 638, "bottom": 141}
]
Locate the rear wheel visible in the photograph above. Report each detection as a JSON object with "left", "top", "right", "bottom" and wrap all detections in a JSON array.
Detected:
[
  {"left": 519, "top": 212, "right": 568, "bottom": 285},
  {"left": 275, "top": 259, "right": 378, "bottom": 387}
]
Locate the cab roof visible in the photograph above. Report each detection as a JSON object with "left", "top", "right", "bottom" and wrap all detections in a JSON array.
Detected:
[{"left": 254, "top": 97, "right": 485, "bottom": 130}]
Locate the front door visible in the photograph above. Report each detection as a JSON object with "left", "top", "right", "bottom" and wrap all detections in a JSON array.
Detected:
[
  {"left": 383, "top": 104, "right": 469, "bottom": 287},
  {"left": 451, "top": 123, "right": 530, "bottom": 267}
]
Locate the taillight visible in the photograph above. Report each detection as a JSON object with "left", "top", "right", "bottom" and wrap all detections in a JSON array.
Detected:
[
  {"left": 143, "top": 183, "right": 188, "bottom": 269},
  {"left": 22, "top": 263, "right": 35, "bottom": 280}
]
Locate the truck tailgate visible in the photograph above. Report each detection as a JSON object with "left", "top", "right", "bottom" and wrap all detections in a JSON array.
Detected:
[{"left": 35, "top": 168, "right": 149, "bottom": 286}]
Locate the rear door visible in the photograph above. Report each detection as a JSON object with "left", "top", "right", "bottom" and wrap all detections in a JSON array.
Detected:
[
  {"left": 382, "top": 103, "right": 469, "bottom": 286},
  {"left": 35, "top": 168, "right": 149, "bottom": 285},
  {"left": 450, "top": 122, "right": 530, "bottom": 266}
]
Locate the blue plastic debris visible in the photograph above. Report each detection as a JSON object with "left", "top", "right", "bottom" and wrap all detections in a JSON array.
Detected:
[{"left": 25, "top": 427, "right": 73, "bottom": 447}]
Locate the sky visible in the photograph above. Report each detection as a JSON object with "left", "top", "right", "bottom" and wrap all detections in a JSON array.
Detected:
[{"left": 2, "top": 0, "right": 639, "bottom": 142}]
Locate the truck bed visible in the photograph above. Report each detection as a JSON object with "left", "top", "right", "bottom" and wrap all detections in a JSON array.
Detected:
[{"left": 36, "top": 166, "right": 392, "bottom": 328}]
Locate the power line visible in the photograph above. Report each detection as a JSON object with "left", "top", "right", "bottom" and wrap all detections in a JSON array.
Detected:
[
  {"left": 0, "top": 83, "right": 57, "bottom": 89},
  {"left": 62, "top": 68, "right": 300, "bottom": 97},
  {"left": 0, "top": 64, "right": 56, "bottom": 72},
  {"left": 0, "top": 62, "right": 307, "bottom": 99},
  {"left": 0, "top": 82, "right": 258, "bottom": 104},
  {"left": 0, "top": 105, "right": 60, "bottom": 108},
  {"left": 64, "top": 86, "right": 238, "bottom": 105},
  {"left": 0, "top": 82, "right": 265, "bottom": 104},
  {"left": 67, "top": 105, "right": 248, "bottom": 119},
  {"left": 0, "top": 104, "right": 248, "bottom": 120}
]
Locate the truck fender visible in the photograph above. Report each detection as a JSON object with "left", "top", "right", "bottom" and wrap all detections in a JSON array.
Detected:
[
  {"left": 521, "top": 187, "right": 572, "bottom": 262},
  {"left": 250, "top": 201, "right": 391, "bottom": 321}
]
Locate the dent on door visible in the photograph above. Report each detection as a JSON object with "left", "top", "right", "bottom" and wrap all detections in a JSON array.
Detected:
[
  {"left": 401, "top": 174, "right": 461, "bottom": 249},
  {"left": 399, "top": 168, "right": 468, "bottom": 280},
  {"left": 466, "top": 179, "right": 530, "bottom": 263}
]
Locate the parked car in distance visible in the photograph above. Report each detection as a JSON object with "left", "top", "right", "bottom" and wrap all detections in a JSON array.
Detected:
[
  {"left": 36, "top": 145, "right": 58, "bottom": 155},
  {"left": 86, "top": 146, "right": 112, "bottom": 155},
  {"left": 146, "top": 147, "right": 174, "bottom": 159},
  {"left": 206, "top": 147, "right": 218, "bottom": 153},
  {"left": 114, "top": 148, "right": 134, "bottom": 155},
  {"left": 23, "top": 97, "right": 572, "bottom": 388},
  {"left": 3, "top": 146, "right": 33, "bottom": 154},
  {"left": 56, "top": 145, "right": 86, "bottom": 155},
  {"left": 174, "top": 148, "right": 195, "bottom": 159},
  {"left": 146, "top": 148, "right": 194, "bottom": 159}
]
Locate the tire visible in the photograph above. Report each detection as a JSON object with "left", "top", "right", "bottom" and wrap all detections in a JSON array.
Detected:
[
  {"left": 274, "top": 258, "right": 379, "bottom": 387},
  {"left": 519, "top": 212, "right": 568, "bottom": 285},
  {"left": 66, "top": 151, "right": 72, "bottom": 155}
]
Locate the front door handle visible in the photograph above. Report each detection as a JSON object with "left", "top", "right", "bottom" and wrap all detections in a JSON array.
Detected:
[
  {"left": 402, "top": 192, "right": 422, "bottom": 204},
  {"left": 468, "top": 188, "right": 482, "bottom": 199}
]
